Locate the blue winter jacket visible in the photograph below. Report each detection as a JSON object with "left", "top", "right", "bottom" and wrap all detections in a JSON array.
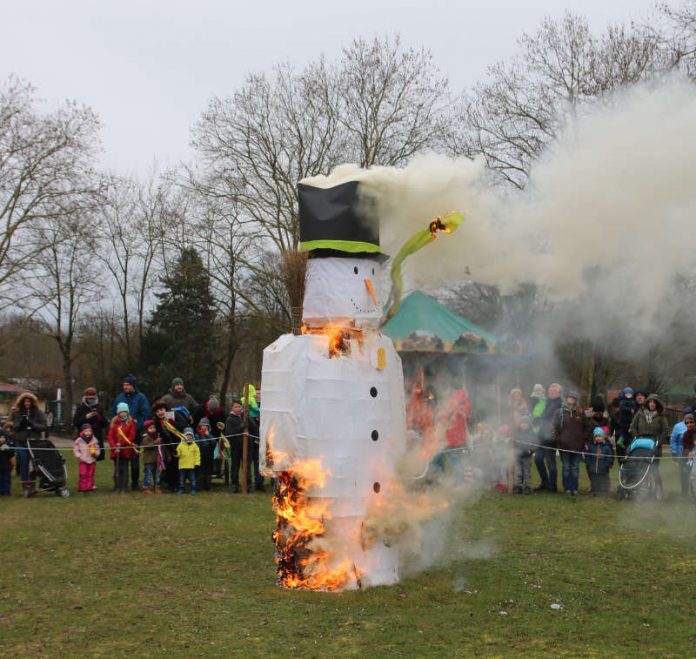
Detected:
[
  {"left": 583, "top": 441, "right": 614, "bottom": 475},
  {"left": 111, "top": 390, "right": 151, "bottom": 435},
  {"left": 670, "top": 421, "right": 687, "bottom": 456}
]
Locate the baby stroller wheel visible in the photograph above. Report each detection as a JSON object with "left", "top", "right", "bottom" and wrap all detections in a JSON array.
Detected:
[{"left": 59, "top": 487, "right": 70, "bottom": 498}]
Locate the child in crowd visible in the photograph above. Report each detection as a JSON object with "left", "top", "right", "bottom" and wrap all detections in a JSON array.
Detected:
[
  {"left": 72, "top": 423, "right": 100, "bottom": 494},
  {"left": 583, "top": 427, "right": 614, "bottom": 496},
  {"left": 141, "top": 420, "right": 163, "bottom": 495},
  {"left": 108, "top": 402, "right": 137, "bottom": 493},
  {"left": 176, "top": 427, "right": 200, "bottom": 495},
  {"left": 509, "top": 388, "right": 529, "bottom": 429},
  {"left": 513, "top": 415, "right": 535, "bottom": 494},
  {"left": 194, "top": 418, "right": 216, "bottom": 491},
  {"left": 0, "top": 426, "right": 15, "bottom": 496},
  {"left": 494, "top": 424, "right": 512, "bottom": 493}
]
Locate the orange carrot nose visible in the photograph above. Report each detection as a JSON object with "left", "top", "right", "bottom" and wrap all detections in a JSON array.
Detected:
[{"left": 364, "top": 278, "right": 377, "bottom": 304}]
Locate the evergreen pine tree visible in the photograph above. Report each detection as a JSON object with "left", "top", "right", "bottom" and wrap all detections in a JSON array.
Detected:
[{"left": 140, "top": 247, "right": 218, "bottom": 400}]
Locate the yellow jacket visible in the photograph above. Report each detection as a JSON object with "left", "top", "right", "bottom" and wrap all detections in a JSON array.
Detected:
[{"left": 176, "top": 440, "right": 200, "bottom": 470}]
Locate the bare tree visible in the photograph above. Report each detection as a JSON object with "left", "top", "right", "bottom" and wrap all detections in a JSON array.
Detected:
[
  {"left": 191, "top": 59, "right": 343, "bottom": 254},
  {"left": 338, "top": 35, "right": 452, "bottom": 167},
  {"left": 461, "top": 13, "right": 672, "bottom": 189},
  {"left": 31, "top": 218, "right": 101, "bottom": 419},
  {"left": 187, "top": 195, "right": 249, "bottom": 400},
  {"left": 0, "top": 76, "right": 101, "bottom": 305},
  {"left": 95, "top": 174, "right": 168, "bottom": 366},
  {"left": 657, "top": 1, "right": 696, "bottom": 75}
]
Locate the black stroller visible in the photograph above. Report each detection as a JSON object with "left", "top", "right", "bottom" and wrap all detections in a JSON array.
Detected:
[
  {"left": 617, "top": 438, "right": 658, "bottom": 500},
  {"left": 28, "top": 437, "right": 70, "bottom": 497}
]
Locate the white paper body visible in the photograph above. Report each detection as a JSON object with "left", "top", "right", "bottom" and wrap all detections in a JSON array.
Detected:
[{"left": 260, "top": 331, "right": 406, "bottom": 587}]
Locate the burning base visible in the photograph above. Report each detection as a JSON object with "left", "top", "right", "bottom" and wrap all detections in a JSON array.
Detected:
[{"left": 272, "top": 465, "right": 361, "bottom": 590}]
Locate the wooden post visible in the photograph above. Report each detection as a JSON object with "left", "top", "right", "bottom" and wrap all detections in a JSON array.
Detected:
[
  {"left": 242, "top": 383, "right": 250, "bottom": 494},
  {"left": 508, "top": 439, "right": 514, "bottom": 495}
]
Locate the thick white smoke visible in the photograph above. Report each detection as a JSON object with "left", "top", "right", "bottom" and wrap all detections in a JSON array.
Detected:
[
  {"left": 304, "top": 76, "right": 696, "bottom": 336},
  {"left": 299, "top": 76, "right": 696, "bottom": 576}
]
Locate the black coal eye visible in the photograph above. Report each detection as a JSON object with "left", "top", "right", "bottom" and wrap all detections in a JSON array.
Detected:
[
  {"left": 354, "top": 266, "right": 359, "bottom": 275},
  {"left": 371, "top": 267, "right": 375, "bottom": 275}
]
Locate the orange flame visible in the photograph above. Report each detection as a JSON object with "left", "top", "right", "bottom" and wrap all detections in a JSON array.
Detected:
[
  {"left": 301, "top": 324, "right": 362, "bottom": 358},
  {"left": 272, "top": 458, "right": 355, "bottom": 590},
  {"left": 428, "top": 216, "right": 452, "bottom": 238}
]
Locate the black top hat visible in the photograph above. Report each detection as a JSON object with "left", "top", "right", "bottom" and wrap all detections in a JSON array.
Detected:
[{"left": 298, "top": 181, "right": 386, "bottom": 259}]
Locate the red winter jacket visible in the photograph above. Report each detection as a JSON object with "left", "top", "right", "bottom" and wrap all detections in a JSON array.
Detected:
[
  {"left": 440, "top": 390, "right": 472, "bottom": 448},
  {"left": 108, "top": 417, "right": 137, "bottom": 460}
]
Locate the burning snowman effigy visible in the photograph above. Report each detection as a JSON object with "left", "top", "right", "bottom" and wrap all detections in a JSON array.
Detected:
[
  {"left": 260, "top": 180, "right": 405, "bottom": 590},
  {"left": 260, "top": 177, "right": 462, "bottom": 591}
]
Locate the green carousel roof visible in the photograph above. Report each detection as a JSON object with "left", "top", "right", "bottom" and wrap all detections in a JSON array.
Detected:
[{"left": 382, "top": 291, "right": 505, "bottom": 353}]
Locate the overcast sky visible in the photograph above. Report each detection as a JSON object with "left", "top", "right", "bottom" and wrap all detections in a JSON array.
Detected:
[{"left": 1, "top": 0, "right": 661, "bottom": 176}]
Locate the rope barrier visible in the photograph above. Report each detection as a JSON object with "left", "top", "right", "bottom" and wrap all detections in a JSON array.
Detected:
[
  {"left": 3, "top": 430, "right": 254, "bottom": 452},
  {"left": 3, "top": 431, "right": 694, "bottom": 464}
]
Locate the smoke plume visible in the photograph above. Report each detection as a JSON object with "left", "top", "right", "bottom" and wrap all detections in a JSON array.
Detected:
[{"left": 304, "top": 75, "right": 696, "bottom": 338}]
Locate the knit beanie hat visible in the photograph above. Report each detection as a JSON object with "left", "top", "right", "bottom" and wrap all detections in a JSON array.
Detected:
[
  {"left": 172, "top": 377, "right": 184, "bottom": 387},
  {"left": 117, "top": 402, "right": 129, "bottom": 414},
  {"left": 84, "top": 387, "right": 97, "bottom": 397},
  {"left": 566, "top": 390, "right": 580, "bottom": 401},
  {"left": 123, "top": 374, "right": 137, "bottom": 387},
  {"left": 198, "top": 417, "right": 211, "bottom": 428},
  {"left": 590, "top": 396, "right": 605, "bottom": 413},
  {"left": 183, "top": 427, "right": 194, "bottom": 437},
  {"left": 593, "top": 426, "right": 607, "bottom": 438},
  {"left": 80, "top": 423, "right": 93, "bottom": 432}
]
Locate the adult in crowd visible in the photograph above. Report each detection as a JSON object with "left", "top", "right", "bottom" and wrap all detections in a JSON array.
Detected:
[
  {"left": 243, "top": 385, "right": 265, "bottom": 491},
  {"left": 634, "top": 388, "right": 649, "bottom": 415},
  {"left": 552, "top": 388, "right": 585, "bottom": 496},
  {"left": 111, "top": 374, "right": 150, "bottom": 491},
  {"left": 528, "top": 384, "right": 546, "bottom": 435},
  {"left": 10, "top": 392, "right": 47, "bottom": 498},
  {"left": 670, "top": 406, "right": 693, "bottom": 496},
  {"left": 629, "top": 393, "right": 669, "bottom": 499},
  {"left": 225, "top": 399, "right": 251, "bottom": 493},
  {"left": 162, "top": 377, "right": 198, "bottom": 413},
  {"left": 72, "top": 387, "right": 107, "bottom": 461},
  {"left": 681, "top": 414, "right": 695, "bottom": 495},
  {"left": 406, "top": 380, "right": 436, "bottom": 458},
  {"left": 152, "top": 400, "right": 180, "bottom": 493},
  {"left": 534, "top": 382, "right": 562, "bottom": 492},
  {"left": 508, "top": 387, "right": 529, "bottom": 429},
  {"left": 610, "top": 387, "right": 637, "bottom": 461},
  {"left": 193, "top": 394, "right": 227, "bottom": 480}
]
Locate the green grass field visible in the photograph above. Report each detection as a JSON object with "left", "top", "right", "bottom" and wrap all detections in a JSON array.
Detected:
[{"left": 1, "top": 462, "right": 695, "bottom": 657}]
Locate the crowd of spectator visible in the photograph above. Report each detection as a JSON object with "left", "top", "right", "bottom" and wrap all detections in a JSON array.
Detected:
[
  {"left": 504, "top": 383, "right": 694, "bottom": 499},
  {"left": 0, "top": 374, "right": 263, "bottom": 497},
  {"left": 1, "top": 377, "right": 695, "bottom": 501}
]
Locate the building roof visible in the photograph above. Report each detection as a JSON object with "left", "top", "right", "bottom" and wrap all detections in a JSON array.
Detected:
[
  {"left": 0, "top": 382, "right": 32, "bottom": 394},
  {"left": 382, "top": 291, "right": 504, "bottom": 354}
]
